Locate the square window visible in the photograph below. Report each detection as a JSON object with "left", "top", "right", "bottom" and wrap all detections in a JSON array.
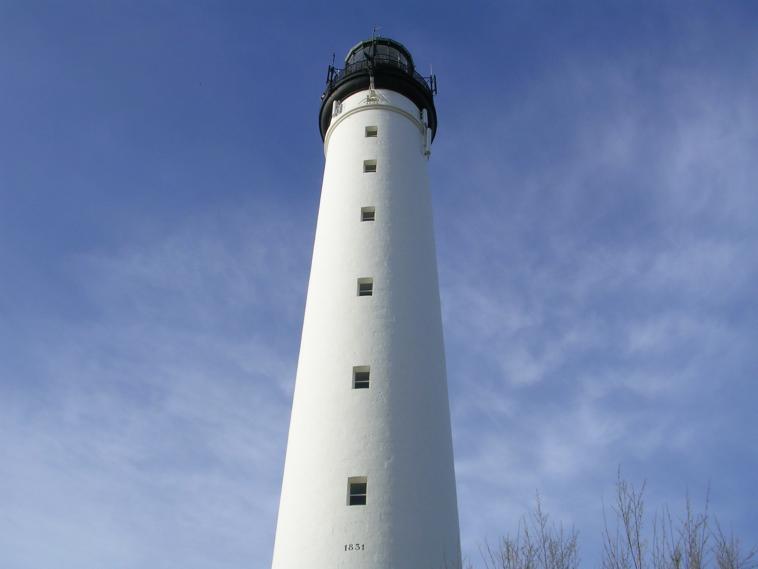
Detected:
[
  {"left": 361, "top": 207, "right": 375, "bottom": 222},
  {"left": 353, "top": 366, "right": 370, "bottom": 389},
  {"left": 348, "top": 477, "right": 368, "bottom": 506},
  {"left": 357, "top": 278, "right": 373, "bottom": 297},
  {"left": 363, "top": 159, "right": 377, "bottom": 173},
  {"left": 365, "top": 126, "right": 378, "bottom": 137}
]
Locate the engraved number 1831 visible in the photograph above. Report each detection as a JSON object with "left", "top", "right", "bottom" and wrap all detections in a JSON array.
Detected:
[{"left": 344, "top": 543, "right": 365, "bottom": 551}]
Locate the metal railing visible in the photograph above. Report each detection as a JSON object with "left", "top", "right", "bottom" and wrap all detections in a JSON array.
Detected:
[{"left": 323, "top": 55, "right": 437, "bottom": 99}]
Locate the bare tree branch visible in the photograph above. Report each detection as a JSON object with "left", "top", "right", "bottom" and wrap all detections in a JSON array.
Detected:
[{"left": 479, "top": 494, "right": 579, "bottom": 569}]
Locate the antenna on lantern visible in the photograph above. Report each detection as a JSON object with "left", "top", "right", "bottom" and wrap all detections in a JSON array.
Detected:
[
  {"left": 323, "top": 52, "right": 337, "bottom": 96},
  {"left": 429, "top": 64, "right": 438, "bottom": 95},
  {"left": 366, "top": 26, "right": 381, "bottom": 103}
]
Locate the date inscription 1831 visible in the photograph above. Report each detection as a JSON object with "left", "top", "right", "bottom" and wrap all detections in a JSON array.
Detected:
[{"left": 344, "top": 543, "right": 366, "bottom": 551}]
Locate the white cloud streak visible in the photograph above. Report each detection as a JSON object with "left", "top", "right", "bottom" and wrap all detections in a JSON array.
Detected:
[
  {"left": 438, "top": 46, "right": 758, "bottom": 564},
  {"left": 0, "top": 201, "right": 308, "bottom": 568}
]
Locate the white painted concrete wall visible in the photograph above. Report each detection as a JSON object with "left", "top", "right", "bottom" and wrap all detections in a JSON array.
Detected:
[{"left": 271, "top": 88, "right": 460, "bottom": 569}]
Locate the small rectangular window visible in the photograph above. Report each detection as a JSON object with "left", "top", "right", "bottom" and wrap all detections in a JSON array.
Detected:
[
  {"left": 353, "top": 366, "right": 370, "bottom": 389},
  {"left": 357, "top": 278, "right": 373, "bottom": 297},
  {"left": 348, "top": 477, "right": 368, "bottom": 506},
  {"left": 363, "top": 159, "right": 377, "bottom": 173},
  {"left": 361, "top": 207, "right": 375, "bottom": 222},
  {"left": 365, "top": 126, "right": 378, "bottom": 137}
]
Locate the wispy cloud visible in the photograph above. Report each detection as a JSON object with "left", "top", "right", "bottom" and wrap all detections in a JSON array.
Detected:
[
  {"left": 438, "top": 41, "right": 758, "bottom": 563},
  {"left": 0, "top": 201, "right": 308, "bottom": 568}
]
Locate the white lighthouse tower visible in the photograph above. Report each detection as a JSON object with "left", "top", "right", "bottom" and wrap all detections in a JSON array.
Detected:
[{"left": 271, "top": 36, "right": 460, "bottom": 569}]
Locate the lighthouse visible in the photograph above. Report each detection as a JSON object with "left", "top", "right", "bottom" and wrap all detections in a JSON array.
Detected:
[{"left": 271, "top": 36, "right": 461, "bottom": 569}]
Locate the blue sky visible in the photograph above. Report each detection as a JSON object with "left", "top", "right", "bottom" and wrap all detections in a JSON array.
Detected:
[{"left": 1, "top": 2, "right": 757, "bottom": 567}]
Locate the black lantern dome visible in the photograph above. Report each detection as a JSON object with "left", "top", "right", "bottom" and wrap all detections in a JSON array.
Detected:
[{"left": 319, "top": 37, "right": 438, "bottom": 141}]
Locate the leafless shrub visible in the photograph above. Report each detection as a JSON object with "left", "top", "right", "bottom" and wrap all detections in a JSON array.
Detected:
[
  {"left": 469, "top": 472, "right": 754, "bottom": 569},
  {"left": 602, "top": 470, "right": 755, "bottom": 569},
  {"left": 480, "top": 494, "right": 580, "bottom": 569},
  {"left": 713, "top": 522, "right": 757, "bottom": 569},
  {"left": 603, "top": 472, "right": 647, "bottom": 569}
]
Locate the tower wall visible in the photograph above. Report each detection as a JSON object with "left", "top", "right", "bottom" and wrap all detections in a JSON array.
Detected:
[{"left": 272, "top": 89, "right": 460, "bottom": 569}]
